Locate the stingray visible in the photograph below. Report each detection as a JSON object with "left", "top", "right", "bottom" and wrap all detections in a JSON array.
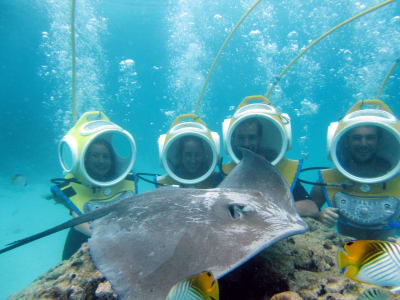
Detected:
[{"left": 0, "top": 149, "right": 308, "bottom": 299}]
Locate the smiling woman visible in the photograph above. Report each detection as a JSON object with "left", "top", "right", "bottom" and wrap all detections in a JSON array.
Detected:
[
  {"left": 84, "top": 139, "right": 116, "bottom": 181},
  {"left": 177, "top": 136, "right": 208, "bottom": 179}
]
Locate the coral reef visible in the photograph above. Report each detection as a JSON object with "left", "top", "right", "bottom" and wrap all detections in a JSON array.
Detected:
[
  {"left": 270, "top": 291, "right": 303, "bottom": 300},
  {"left": 219, "top": 218, "right": 373, "bottom": 300},
  {"left": 9, "top": 244, "right": 117, "bottom": 300},
  {"left": 9, "top": 218, "right": 387, "bottom": 300}
]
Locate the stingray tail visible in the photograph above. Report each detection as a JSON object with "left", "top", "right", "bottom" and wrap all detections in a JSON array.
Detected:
[{"left": 0, "top": 205, "right": 113, "bottom": 255}]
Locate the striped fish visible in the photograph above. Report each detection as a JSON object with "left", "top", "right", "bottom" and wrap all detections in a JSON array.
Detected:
[
  {"left": 356, "top": 287, "right": 390, "bottom": 300},
  {"left": 338, "top": 240, "right": 400, "bottom": 293},
  {"left": 166, "top": 271, "right": 219, "bottom": 300}
]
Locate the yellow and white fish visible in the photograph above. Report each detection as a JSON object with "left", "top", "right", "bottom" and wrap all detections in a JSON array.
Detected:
[
  {"left": 356, "top": 287, "right": 391, "bottom": 300},
  {"left": 166, "top": 271, "right": 219, "bottom": 300},
  {"left": 338, "top": 240, "right": 400, "bottom": 294}
]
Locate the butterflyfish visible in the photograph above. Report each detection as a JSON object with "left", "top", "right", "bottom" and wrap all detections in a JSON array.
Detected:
[
  {"left": 166, "top": 271, "right": 219, "bottom": 300},
  {"left": 338, "top": 240, "right": 400, "bottom": 294}
]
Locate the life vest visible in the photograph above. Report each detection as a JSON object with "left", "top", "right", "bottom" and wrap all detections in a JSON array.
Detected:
[
  {"left": 221, "top": 156, "right": 302, "bottom": 191},
  {"left": 320, "top": 168, "right": 400, "bottom": 231},
  {"left": 156, "top": 172, "right": 223, "bottom": 189},
  {"left": 51, "top": 172, "right": 137, "bottom": 216}
]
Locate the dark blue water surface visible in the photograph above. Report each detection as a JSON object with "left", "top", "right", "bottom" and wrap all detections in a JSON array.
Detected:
[{"left": 0, "top": 0, "right": 399, "bottom": 298}]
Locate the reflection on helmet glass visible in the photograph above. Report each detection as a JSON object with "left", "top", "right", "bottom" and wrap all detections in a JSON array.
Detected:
[
  {"left": 84, "top": 138, "right": 116, "bottom": 182},
  {"left": 167, "top": 135, "right": 213, "bottom": 180},
  {"left": 112, "top": 133, "right": 132, "bottom": 159},
  {"left": 337, "top": 125, "right": 392, "bottom": 178}
]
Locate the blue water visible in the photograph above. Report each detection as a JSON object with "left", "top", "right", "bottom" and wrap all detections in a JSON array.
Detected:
[{"left": 0, "top": 0, "right": 399, "bottom": 298}]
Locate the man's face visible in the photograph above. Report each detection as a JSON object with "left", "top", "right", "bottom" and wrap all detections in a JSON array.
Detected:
[
  {"left": 346, "top": 126, "right": 379, "bottom": 163},
  {"left": 232, "top": 121, "right": 261, "bottom": 154}
]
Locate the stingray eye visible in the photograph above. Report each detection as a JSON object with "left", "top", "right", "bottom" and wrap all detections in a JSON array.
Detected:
[{"left": 228, "top": 203, "right": 246, "bottom": 219}]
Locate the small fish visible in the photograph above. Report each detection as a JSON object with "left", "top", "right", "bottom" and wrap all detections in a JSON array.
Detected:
[
  {"left": 338, "top": 240, "right": 400, "bottom": 294},
  {"left": 356, "top": 287, "right": 391, "bottom": 300},
  {"left": 10, "top": 174, "right": 27, "bottom": 187},
  {"left": 166, "top": 271, "right": 219, "bottom": 300}
]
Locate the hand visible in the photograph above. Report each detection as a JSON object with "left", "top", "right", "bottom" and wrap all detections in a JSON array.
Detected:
[{"left": 319, "top": 207, "right": 339, "bottom": 227}]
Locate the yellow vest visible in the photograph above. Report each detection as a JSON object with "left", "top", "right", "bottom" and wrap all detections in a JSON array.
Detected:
[
  {"left": 320, "top": 168, "right": 400, "bottom": 235},
  {"left": 51, "top": 173, "right": 136, "bottom": 215},
  {"left": 157, "top": 172, "right": 223, "bottom": 189},
  {"left": 321, "top": 168, "right": 400, "bottom": 200},
  {"left": 221, "top": 156, "right": 300, "bottom": 189}
]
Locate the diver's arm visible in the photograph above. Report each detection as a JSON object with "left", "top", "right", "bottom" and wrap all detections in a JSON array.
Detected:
[
  {"left": 296, "top": 200, "right": 320, "bottom": 218},
  {"left": 291, "top": 181, "right": 319, "bottom": 217},
  {"left": 310, "top": 184, "right": 339, "bottom": 227},
  {"left": 310, "top": 183, "right": 326, "bottom": 209},
  {"left": 71, "top": 211, "right": 91, "bottom": 236}
]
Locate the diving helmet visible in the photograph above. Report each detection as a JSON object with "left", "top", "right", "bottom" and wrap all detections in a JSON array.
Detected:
[
  {"left": 327, "top": 99, "right": 400, "bottom": 183},
  {"left": 222, "top": 95, "right": 291, "bottom": 165},
  {"left": 158, "top": 114, "right": 220, "bottom": 185},
  {"left": 59, "top": 111, "right": 136, "bottom": 187}
]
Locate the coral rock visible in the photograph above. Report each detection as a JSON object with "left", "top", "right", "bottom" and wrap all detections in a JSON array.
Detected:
[{"left": 270, "top": 291, "right": 303, "bottom": 300}]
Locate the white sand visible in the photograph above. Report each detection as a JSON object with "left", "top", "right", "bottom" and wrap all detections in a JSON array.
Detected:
[{"left": 0, "top": 177, "right": 70, "bottom": 299}]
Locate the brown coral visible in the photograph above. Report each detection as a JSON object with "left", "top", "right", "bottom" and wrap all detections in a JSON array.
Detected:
[{"left": 270, "top": 291, "right": 303, "bottom": 300}]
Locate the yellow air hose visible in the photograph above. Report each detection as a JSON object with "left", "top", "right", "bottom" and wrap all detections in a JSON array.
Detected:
[
  {"left": 71, "top": 0, "right": 77, "bottom": 124},
  {"left": 376, "top": 55, "right": 400, "bottom": 99},
  {"left": 194, "top": 0, "right": 263, "bottom": 115},
  {"left": 265, "top": 0, "right": 396, "bottom": 98},
  {"left": 193, "top": 0, "right": 395, "bottom": 114}
]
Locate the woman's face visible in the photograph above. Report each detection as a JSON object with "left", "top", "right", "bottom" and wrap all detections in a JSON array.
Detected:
[
  {"left": 181, "top": 139, "right": 205, "bottom": 176},
  {"left": 85, "top": 143, "right": 113, "bottom": 180}
]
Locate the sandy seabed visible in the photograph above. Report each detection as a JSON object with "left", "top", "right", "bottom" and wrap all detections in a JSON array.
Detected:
[{"left": 0, "top": 176, "right": 70, "bottom": 299}]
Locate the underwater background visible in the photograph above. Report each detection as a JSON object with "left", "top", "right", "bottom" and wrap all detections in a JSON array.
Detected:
[{"left": 0, "top": 0, "right": 399, "bottom": 298}]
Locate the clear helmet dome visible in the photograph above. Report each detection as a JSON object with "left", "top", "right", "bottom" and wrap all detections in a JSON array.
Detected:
[
  {"left": 328, "top": 102, "right": 400, "bottom": 183},
  {"left": 330, "top": 123, "right": 400, "bottom": 183},
  {"left": 80, "top": 130, "right": 136, "bottom": 186},
  {"left": 59, "top": 111, "right": 136, "bottom": 187},
  {"left": 223, "top": 96, "right": 291, "bottom": 166},
  {"left": 158, "top": 115, "right": 220, "bottom": 185}
]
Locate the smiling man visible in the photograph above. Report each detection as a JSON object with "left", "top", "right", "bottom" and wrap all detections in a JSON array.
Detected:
[
  {"left": 230, "top": 118, "right": 278, "bottom": 162},
  {"left": 344, "top": 125, "right": 391, "bottom": 177},
  {"left": 309, "top": 124, "right": 399, "bottom": 240}
]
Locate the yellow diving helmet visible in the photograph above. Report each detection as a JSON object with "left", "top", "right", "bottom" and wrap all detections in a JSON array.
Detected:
[
  {"left": 59, "top": 111, "right": 136, "bottom": 187},
  {"left": 222, "top": 95, "right": 291, "bottom": 165},
  {"left": 158, "top": 114, "right": 220, "bottom": 185},
  {"left": 327, "top": 99, "right": 400, "bottom": 183}
]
